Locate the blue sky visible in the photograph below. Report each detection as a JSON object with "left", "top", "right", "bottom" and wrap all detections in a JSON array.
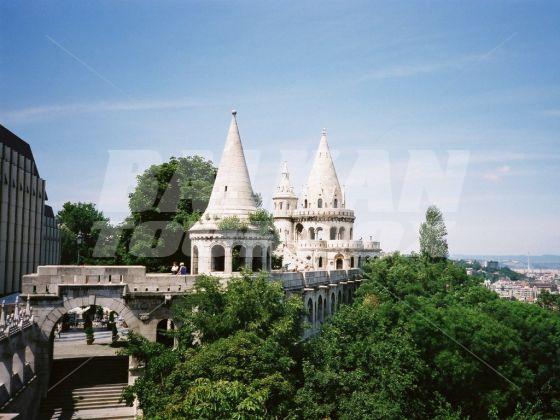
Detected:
[{"left": 1, "top": 1, "right": 559, "bottom": 255}]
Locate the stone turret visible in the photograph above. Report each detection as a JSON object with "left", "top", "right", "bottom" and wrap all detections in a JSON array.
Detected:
[
  {"left": 274, "top": 128, "right": 381, "bottom": 271},
  {"left": 189, "top": 111, "right": 273, "bottom": 275},
  {"left": 301, "top": 129, "right": 343, "bottom": 210},
  {"left": 273, "top": 162, "right": 298, "bottom": 245}
]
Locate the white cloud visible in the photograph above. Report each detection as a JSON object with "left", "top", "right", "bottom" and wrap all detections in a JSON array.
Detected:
[
  {"left": 483, "top": 165, "right": 511, "bottom": 181},
  {"left": 0, "top": 98, "right": 209, "bottom": 122}
]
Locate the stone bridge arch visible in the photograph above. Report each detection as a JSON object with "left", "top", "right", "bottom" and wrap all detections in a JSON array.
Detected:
[{"left": 38, "top": 295, "right": 141, "bottom": 338}]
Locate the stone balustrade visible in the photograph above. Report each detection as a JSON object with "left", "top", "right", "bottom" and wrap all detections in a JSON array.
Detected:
[
  {"left": 292, "top": 209, "right": 355, "bottom": 218},
  {"left": 0, "top": 297, "right": 34, "bottom": 341},
  {"left": 0, "top": 296, "right": 38, "bottom": 415},
  {"left": 22, "top": 265, "right": 364, "bottom": 298},
  {"left": 295, "top": 239, "right": 381, "bottom": 251}
]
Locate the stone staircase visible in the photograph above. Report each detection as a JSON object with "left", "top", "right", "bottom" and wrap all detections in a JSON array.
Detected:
[
  {"left": 38, "top": 356, "right": 134, "bottom": 420},
  {"left": 282, "top": 243, "right": 310, "bottom": 271}
]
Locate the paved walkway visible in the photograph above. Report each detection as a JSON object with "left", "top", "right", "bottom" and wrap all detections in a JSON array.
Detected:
[{"left": 53, "top": 327, "right": 128, "bottom": 359}]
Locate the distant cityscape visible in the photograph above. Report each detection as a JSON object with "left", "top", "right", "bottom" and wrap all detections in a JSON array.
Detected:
[{"left": 457, "top": 257, "right": 560, "bottom": 303}]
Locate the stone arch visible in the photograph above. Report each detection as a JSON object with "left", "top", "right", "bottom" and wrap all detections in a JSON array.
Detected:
[
  {"left": 350, "top": 228, "right": 353, "bottom": 239},
  {"left": 331, "top": 292, "right": 336, "bottom": 315},
  {"left": 11, "top": 352, "right": 24, "bottom": 392},
  {"left": 358, "top": 256, "right": 362, "bottom": 268},
  {"left": 318, "top": 256, "right": 323, "bottom": 268},
  {"left": 232, "top": 244, "right": 246, "bottom": 272},
  {"left": 330, "top": 226, "right": 337, "bottom": 240},
  {"left": 156, "top": 319, "right": 175, "bottom": 348},
  {"left": 308, "top": 227, "right": 315, "bottom": 240},
  {"left": 295, "top": 223, "right": 304, "bottom": 241},
  {"left": 318, "top": 295, "right": 323, "bottom": 323},
  {"left": 317, "top": 198, "right": 323, "bottom": 208},
  {"left": 307, "top": 298, "right": 313, "bottom": 323},
  {"left": 304, "top": 199, "right": 308, "bottom": 208},
  {"left": 338, "top": 227, "right": 346, "bottom": 240},
  {"left": 350, "top": 256, "right": 355, "bottom": 268},
  {"left": 252, "top": 245, "right": 263, "bottom": 271},
  {"left": 24, "top": 345, "right": 34, "bottom": 381},
  {"left": 39, "top": 296, "right": 140, "bottom": 339},
  {"left": 335, "top": 254, "right": 344, "bottom": 270},
  {"left": 192, "top": 245, "right": 199, "bottom": 275},
  {"left": 211, "top": 244, "right": 225, "bottom": 272},
  {"left": 338, "top": 290, "right": 342, "bottom": 308},
  {"left": 333, "top": 198, "right": 338, "bottom": 208},
  {"left": 316, "top": 227, "right": 323, "bottom": 240}
]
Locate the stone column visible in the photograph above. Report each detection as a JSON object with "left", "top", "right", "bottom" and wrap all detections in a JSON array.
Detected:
[
  {"left": 224, "top": 245, "right": 232, "bottom": 274},
  {"left": 245, "top": 246, "right": 253, "bottom": 272}
]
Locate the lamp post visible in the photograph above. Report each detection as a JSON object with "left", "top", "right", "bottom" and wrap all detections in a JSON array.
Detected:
[{"left": 76, "top": 231, "right": 83, "bottom": 265}]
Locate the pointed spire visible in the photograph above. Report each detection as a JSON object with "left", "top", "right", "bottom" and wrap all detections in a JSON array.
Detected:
[
  {"left": 199, "top": 111, "right": 257, "bottom": 219},
  {"left": 304, "top": 129, "right": 343, "bottom": 209},
  {"left": 274, "top": 161, "right": 296, "bottom": 198}
]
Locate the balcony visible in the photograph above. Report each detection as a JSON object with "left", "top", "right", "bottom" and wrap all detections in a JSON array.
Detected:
[{"left": 295, "top": 239, "right": 381, "bottom": 251}]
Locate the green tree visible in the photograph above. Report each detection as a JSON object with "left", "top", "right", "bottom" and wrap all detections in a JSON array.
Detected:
[
  {"left": 113, "top": 156, "right": 216, "bottom": 272},
  {"left": 419, "top": 205, "right": 449, "bottom": 260},
  {"left": 122, "top": 271, "right": 304, "bottom": 419},
  {"left": 57, "top": 202, "right": 110, "bottom": 264}
]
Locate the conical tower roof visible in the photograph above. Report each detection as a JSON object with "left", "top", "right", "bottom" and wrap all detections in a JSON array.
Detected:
[
  {"left": 304, "top": 129, "right": 343, "bottom": 208},
  {"left": 201, "top": 111, "right": 257, "bottom": 219},
  {"left": 274, "top": 161, "right": 296, "bottom": 199}
]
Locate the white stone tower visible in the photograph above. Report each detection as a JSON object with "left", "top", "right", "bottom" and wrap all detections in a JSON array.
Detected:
[
  {"left": 272, "top": 162, "right": 298, "bottom": 245},
  {"left": 275, "top": 129, "right": 381, "bottom": 271},
  {"left": 189, "top": 111, "right": 273, "bottom": 275}
]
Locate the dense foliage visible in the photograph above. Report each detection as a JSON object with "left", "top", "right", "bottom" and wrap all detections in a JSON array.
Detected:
[
  {"left": 115, "top": 156, "right": 216, "bottom": 271},
  {"left": 122, "top": 271, "right": 304, "bottom": 418},
  {"left": 300, "top": 254, "right": 560, "bottom": 418},
  {"left": 60, "top": 156, "right": 217, "bottom": 271},
  {"left": 57, "top": 202, "right": 110, "bottom": 264},
  {"left": 122, "top": 256, "right": 560, "bottom": 419}
]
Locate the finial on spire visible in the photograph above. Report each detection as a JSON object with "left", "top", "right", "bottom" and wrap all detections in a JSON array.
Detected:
[
  {"left": 322, "top": 128, "right": 327, "bottom": 136},
  {"left": 231, "top": 109, "right": 237, "bottom": 116}
]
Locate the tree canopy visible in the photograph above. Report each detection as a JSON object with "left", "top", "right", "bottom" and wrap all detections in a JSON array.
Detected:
[
  {"left": 57, "top": 202, "right": 110, "bottom": 264},
  {"left": 122, "top": 271, "right": 304, "bottom": 419},
  {"left": 121, "top": 257, "right": 560, "bottom": 419},
  {"left": 419, "top": 205, "right": 449, "bottom": 260}
]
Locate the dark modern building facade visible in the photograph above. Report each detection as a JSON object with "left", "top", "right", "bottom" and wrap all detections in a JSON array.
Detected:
[{"left": 0, "top": 125, "right": 60, "bottom": 296}]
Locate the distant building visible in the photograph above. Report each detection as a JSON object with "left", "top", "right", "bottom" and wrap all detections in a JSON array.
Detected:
[
  {"left": 485, "top": 260, "right": 499, "bottom": 271},
  {"left": 486, "top": 278, "right": 558, "bottom": 303},
  {"left": 0, "top": 125, "right": 60, "bottom": 295}
]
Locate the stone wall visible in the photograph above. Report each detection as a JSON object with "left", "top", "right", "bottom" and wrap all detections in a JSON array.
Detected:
[{"left": 0, "top": 299, "right": 41, "bottom": 419}]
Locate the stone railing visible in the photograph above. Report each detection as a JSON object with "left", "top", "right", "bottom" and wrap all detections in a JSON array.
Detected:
[
  {"left": 292, "top": 209, "right": 355, "bottom": 218},
  {"left": 0, "top": 296, "right": 37, "bottom": 410},
  {"left": 0, "top": 297, "right": 35, "bottom": 341},
  {"left": 22, "top": 266, "right": 148, "bottom": 296},
  {"left": 23, "top": 266, "right": 365, "bottom": 297},
  {"left": 270, "top": 268, "right": 363, "bottom": 290},
  {"left": 295, "top": 239, "right": 381, "bottom": 251}
]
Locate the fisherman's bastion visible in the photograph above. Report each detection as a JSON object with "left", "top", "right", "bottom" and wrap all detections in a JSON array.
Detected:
[
  {"left": 190, "top": 110, "right": 381, "bottom": 275},
  {"left": 0, "top": 111, "right": 381, "bottom": 418}
]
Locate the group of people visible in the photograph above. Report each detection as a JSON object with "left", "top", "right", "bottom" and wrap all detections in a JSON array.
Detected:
[{"left": 171, "top": 261, "right": 188, "bottom": 275}]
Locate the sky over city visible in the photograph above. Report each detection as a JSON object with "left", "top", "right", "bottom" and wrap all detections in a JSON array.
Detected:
[{"left": 1, "top": 1, "right": 559, "bottom": 255}]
